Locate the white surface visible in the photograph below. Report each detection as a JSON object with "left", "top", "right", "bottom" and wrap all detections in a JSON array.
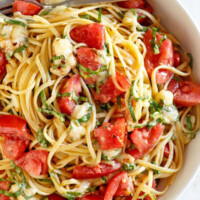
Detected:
[{"left": 177, "top": 1, "right": 200, "bottom": 200}]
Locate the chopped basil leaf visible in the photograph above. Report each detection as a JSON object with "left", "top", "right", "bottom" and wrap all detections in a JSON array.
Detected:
[
  {"left": 96, "top": 84, "right": 100, "bottom": 94},
  {"left": 57, "top": 92, "right": 71, "bottom": 97},
  {"left": 104, "top": 43, "right": 111, "bottom": 56},
  {"left": 152, "top": 161, "right": 161, "bottom": 174},
  {"left": 5, "top": 52, "right": 11, "bottom": 60},
  {"left": 51, "top": 63, "right": 65, "bottom": 69},
  {"left": 149, "top": 99, "right": 163, "bottom": 114},
  {"left": 37, "top": 129, "right": 49, "bottom": 148},
  {"left": 37, "top": 178, "right": 53, "bottom": 184},
  {"left": 39, "top": 8, "right": 52, "bottom": 16},
  {"left": 172, "top": 76, "right": 181, "bottom": 82},
  {"left": 121, "top": 163, "right": 135, "bottom": 171},
  {"left": 99, "top": 102, "right": 112, "bottom": 112},
  {"left": 80, "top": 14, "right": 90, "bottom": 19},
  {"left": 135, "top": 95, "right": 148, "bottom": 102},
  {"left": 101, "top": 175, "right": 107, "bottom": 183},
  {"left": 131, "top": 9, "right": 138, "bottom": 17},
  {"left": 187, "top": 52, "right": 193, "bottom": 69},
  {"left": 65, "top": 192, "right": 81, "bottom": 200},
  {"left": 128, "top": 80, "right": 136, "bottom": 122},
  {"left": 186, "top": 115, "right": 193, "bottom": 130},
  {"left": 96, "top": 119, "right": 101, "bottom": 126},
  {"left": 118, "top": 11, "right": 124, "bottom": 19},
  {"left": 13, "top": 44, "right": 28, "bottom": 54},
  {"left": 117, "top": 96, "right": 121, "bottom": 107},
  {"left": 50, "top": 55, "right": 65, "bottom": 63},
  {"left": 39, "top": 104, "right": 65, "bottom": 122},
  {"left": 76, "top": 106, "right": 92, "bottom": 124},
  {"left": 98, "top": 8, "right": 102, "bottom": 22},
  {"left": 40, "top": 90, "right": 47, "bottom": 105},
  {"left": 79, "top": 96, "right": 88, "bottom": 102},
  {"left": 138, "top": 15, "right": 146, "bottom": 20},
  {"left": 5, "top": 19, "right": 28, "bottom": 29},
  {"left": 87, "top": 186, "right": 96, "bottom": 193}
]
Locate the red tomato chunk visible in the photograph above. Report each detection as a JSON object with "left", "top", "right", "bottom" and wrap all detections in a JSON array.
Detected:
[
  {"left": 94, "top": 72, "right": 130, "bottom": 103},
  {"left": 77, "top": 194, "right": 104, "bottom": 200},
  {"left": 168, "top": 79, "right": 200, "bottom": 107},
  {"left": 47, "top": 194, "right": 66, "bottom": 200},
  {"left": 94, "top": 118, "right": 126, "bottom": 150},
  {"left": 72, "top": 161, "right": 121, "bottom": 179},
  {"left": 0, "top": 51, "right": 7, "bottom": 82},
  {"left": 13, "top": 1, "right": 42, "bottom": 16},
  {"left": 15, "top": 150, "right": 49, "bottom": 176},
  {"left": 70, "top": 23, "right": 105, "bottom": 50},
  {"left": 127, "top": 124, "right": 164, "bottom": 159},
  {"left": 58, "top": 75, "right": 82, "bottom": 115},
  {"left": 143, "top": 29, "right": 174, "bottom": 84}
]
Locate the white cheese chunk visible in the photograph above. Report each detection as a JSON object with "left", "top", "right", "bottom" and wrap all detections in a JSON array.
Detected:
[
  {"left": 102, "top": 148, "right": 122, "bottom": 161},
  {"left": 155, "top": 90, "right": 174, "bottom": 106}
]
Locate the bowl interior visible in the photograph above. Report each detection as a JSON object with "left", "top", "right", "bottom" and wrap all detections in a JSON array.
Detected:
[{"left": 148, "top": 0, "right": 200, "bottom": 199}]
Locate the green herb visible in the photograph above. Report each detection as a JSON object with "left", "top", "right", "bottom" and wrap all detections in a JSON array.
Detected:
[
  {"left": 118, "top": 11, "right": 124, "bottom": 19},
  {"left": 128, "top": 80, "right": 136, "bottom": 122},
  {"left": 40, "top": 90, "right": 47, "bottom": 105},
  {"left": 186, "top": 115, "right": 193, "bottom": 130},
  {"left": 5, "top": 52, "right": 11, "bottom": 60},
  {"left": 65, "top": 192, "right": 81, "bottom": 200},
  {"left": 37, "top": 129, "right": 49, "bottom": 148},
  {"left": 104, "top": 43, "right": 111, "bottom": 56},
  {"left": 152, "top": 161, "right": 161, "bottom": 175},
  {"left": 137, "top": 26, "right": 160, "bottom": 33},
  {"left": 51, "top": 63, "right": 65, "bottom": 69},
  {"left": 131, "top": 9, "right": 138, "bottom": 17},
  {"left": 39, "top": 8, "right": 52, "bottom": 16},
  {"left": 101, "top": 176, "right": 107, "bottom": 183},
  {"left": 150, "top": 27, "right": 167, "bottom": 54},
  {"left": 50, "top": 55, "right": 65, "bottom": 63},
  {"left": 6, "top": 19, "right": 28, "bottom": 29},
  {"left": 79, "top": 64, "right": 107, "bottom": 79},
  {"left": 187, "top": 52, "right": 193, "bottom": 68},
  {"left": 138, "top": 15, "right": 146, "bottom": 20},
  {"left": 80, "top": 14, "right": 91, "bottom": 19},
  {"left": 102, "top": 154, "right": 109, "bottom": 161},
  {"left": 37, "top": 178, "right": 53, "bottom": 184},
  {"left": 173, "top": 76, "right": 181, "bottom": 82},
  {"left": 57, "top": 92, "right": 71, "bottom": 97},
  {"left": 117, "top": 96, "right": 121, "bottom": 107},
  {"left": 88, "top": 84, "right": 95, "bottom": 88},
  {"left": 99, "top": 102, "right": 112, "bottom": 111},
  {"left": 87, "top": 186, "right": 96, "bottom": 193},
  {"left": 39, "top": 104, "right": 65, "bottom": 122},
  {"left": 13, "top": 44, "right": 28, "bottom": 54},
  {"left": 76, "top": 106, "right": 92, "bottom": 124},
  {"left": 96, "top": 119, "right": 101, "bottom": 126},
  {"left": 121, "top": 163, "right": 135, "bottom": 171},
  {"left": 171, "top": 135, "right": 175, "bottom": 141},
  {"left": 98, "top": 8, "right": 102, "bottom": 22},
  {"left": 96, "top": 84, "right": 100, "bottom": 94},
  {"left": 0, "top": 189, "right": 18, "bottom": 197},
  {"left": 79, "top": 96, "right": 88, "bottom": 102},
  {"left": 135, "top": 95, "right": 148, "bottom": 102},
  {"left": 149, "top": 99, "right": 163, "bottom": 114}
]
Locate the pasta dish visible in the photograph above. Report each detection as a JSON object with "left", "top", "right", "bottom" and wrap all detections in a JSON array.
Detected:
[{"left": 0, "top": 0, "right": 199, "bottom": 200}]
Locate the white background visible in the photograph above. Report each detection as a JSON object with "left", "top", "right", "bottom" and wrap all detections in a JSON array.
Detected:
[{"left": 177, "top": 0, "right": 200, "bottom": 199}]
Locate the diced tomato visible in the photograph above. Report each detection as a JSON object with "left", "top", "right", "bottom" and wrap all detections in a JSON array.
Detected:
[
  {"left": 94, "top": 72, "right": 130, "bottom": 103},
  {"left": 13, "top": 1, "right": 42, "bottom": 16},
  {"left": 0, "top": 195, "right": 10, "bottom": 200},
  {"left": 117, "top": 0, "right": 146, "bottom": 9},
  {"left": 115, "top": 173, "right": 133, "bottom": 197},
  {"left": 58, "top": 75, "right": 82, "bottom": 115},
  {"left": 77, "top": 194, "right": 104, "bottom": 200},
  {"left": 15, "top": 150, "right": 49, "bottom": 176},
  {"left": 168, "top": 79, "right": 200, "bottom": 107},
  {"left": 143, "top": 29, "right": 174, "bottom": 84},
  {"left": 77, "top": 48, "right": 103, "bottom": 84},
  {"left": 164, "top": 143, "right": 170, "bottom": 158},
  {"left": 0, "top": 51, "right": 7, "bottom": 82},
  {"left": 72, "top": 161, "right": 121, "bottom": 179},
  {"left": 117, "top": 0, "right": 153, "bottom": 24},
  {"left": 104, "top": 172, "right": 132, "bottom": 200},
  {"left": 173, "top": 52, "right": 181, "bottom": 67},
  {"left": 94, "top": 118, "right": 126, "bottom": 150},
  {"left": 127, "top": 124, "right": 164, "bottom": 159},
  {"left": 0, "top": 115, "right": 30, "bottom": 140},
  {"left": 70, "top": 23, "right": 105, "bottom": 50},
  {"left": 47, "top": 194, "right": 66, "bottom": 200},
  {"left": 0, "top": 174, "right": 10, "bottom": 200},
  {"left": 2, "top": 136, "right": 29, "bottom": 160}
]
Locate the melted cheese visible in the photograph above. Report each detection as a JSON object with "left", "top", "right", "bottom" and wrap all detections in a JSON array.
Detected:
[
  {"left": 122, "top": 10, "right": 137, "bottom": 30},
  {"left": 71, "top": 102, "right": 91, "bottom": 119},
  {"left": 102, "top": 148, "right": 122, "bottom": 160},
  {"left": 155, "top": 90, "right": 173, "bottom": 106},
  {"left": 117, "top": 153, "right": 135, "bottom": 164},
  {"left": 162, "top": 105, "right": 179, "bottom": 124}
]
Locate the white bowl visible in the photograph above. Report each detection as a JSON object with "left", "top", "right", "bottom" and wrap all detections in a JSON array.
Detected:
[{"left": 148, "top": 0, "right": 200, "bottom": 199}]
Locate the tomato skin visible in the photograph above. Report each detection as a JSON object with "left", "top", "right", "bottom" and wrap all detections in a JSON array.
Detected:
[
  {"left": 94, "top": 118, "right": 126, "bottom": 150},
  {"left": 94, "top": 72, "right": 130, "bottom": 103},
  {"left": 174, "top": 52, "right": 181, "bottom": 67},
  {"left": 164, "top": 143, "right": 170, "bottom": 158},
  {"left": 127, "top": 124, "right": 164, "bottom": 159},
  {"left": 0, "top": 115, "right": 30, "bottom": 140},
  {"left": 2, "top": 136, "right": 29, "bottom": 160},
  {"left": 72, "top": 161, "right": 121, "bottom": 179},
  {"left": 168, "top": 80, "right": 200, "bottom": 107},
  {"left": 77, "top": 48, "right": 102, "bottom": 84},
  {"left": 0, "top": 52, "right": 7, "bottom": 82},
  {"left": 15, "top": 150, "right": 49, "bottom": 176},
  {"left": 58, "top": 75, "right": 82, "bottom": 114},
  {"left": 47, "top": 194, "right": 66, "bottom": 200},
  {"left": 13, "top": 1, "right": 42, "bottom": 16},
  {"left": 117, "top": 0, "right": 146, "bottom": 9},
  {"left": 0, "top": 174, "right": 10, "bottom": 200},
  {"left": 70, "top": 23, "right": 105, "bottom": 50},
  {"left": 104, "top": 172, "right": 132, "bottom": 200},
  {"left": 143, "top": 29, "right": 174, "bottom": 84},
  {"left": 77, "top": 194, "right": 104, "bottom": 200}
]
